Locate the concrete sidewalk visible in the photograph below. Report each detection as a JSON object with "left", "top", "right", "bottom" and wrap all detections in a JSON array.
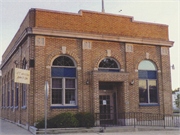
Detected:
[
  {"left": 50, "top": 131, "right": 180, "bottom": 135},
  {"left": 0, "top": 118, "right": 180, "bottom": 135},
  {"left": 0, "top": 119, "right": 32, "bottom": 135},
  {"left": 36, "top": 126, "right": 180, "bottom": 135}
]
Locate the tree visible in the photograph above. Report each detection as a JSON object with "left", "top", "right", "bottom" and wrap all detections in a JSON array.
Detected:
[{"left": 175, "top": 94, "right": 180, "bottom": 109}]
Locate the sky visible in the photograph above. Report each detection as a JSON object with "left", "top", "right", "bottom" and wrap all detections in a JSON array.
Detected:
[{"left": 0, "top": 0, "right": 179, "bottom": 90}]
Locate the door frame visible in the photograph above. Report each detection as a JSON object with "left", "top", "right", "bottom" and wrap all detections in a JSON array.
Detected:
[{"left": 99, "top": 82, "right": 118, "bottom": 124}]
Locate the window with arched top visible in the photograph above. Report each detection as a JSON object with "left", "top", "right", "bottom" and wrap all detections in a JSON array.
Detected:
[
  {"left": 51, "top": 56, "right": 77, "bottom": 107},
  {"left": 11, "top": 69, "right": 14, "bottom": 107},
  {"left": 4, "top": 76, "right": 6, "bottom": 108},
  {"left": 98, "top": 58, "right": 120, "bottom": 72},
  {"left": 22, "top": 58, "right": 27, "bottom": 107},
  {"left": 1, "top": 78, "right": 4, "bottom": 107},
  {"left": 7, "top": 73, "right": 10, "bottom": 107},
  {"left": 138, "top": 60, "right": 158, "bottom": 104},
  {"left": 23, "top": 59, "right": 27, "bottom": 69}
]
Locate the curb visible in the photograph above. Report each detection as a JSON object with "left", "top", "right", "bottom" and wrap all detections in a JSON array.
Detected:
[{"left": 34, "top": 126, "right": 180, "bottom": 135}]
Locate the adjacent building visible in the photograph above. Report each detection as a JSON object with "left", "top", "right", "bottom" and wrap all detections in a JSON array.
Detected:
[{"left": 0, "top": 8, "right": 173, "bottom": 128}]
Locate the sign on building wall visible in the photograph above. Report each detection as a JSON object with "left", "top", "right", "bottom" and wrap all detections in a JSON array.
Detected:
[{"left": 14, "top": 68, "right": 30, "bottom": 84}]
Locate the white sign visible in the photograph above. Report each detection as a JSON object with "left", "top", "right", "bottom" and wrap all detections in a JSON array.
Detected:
[
  {"left": 103, "top": 100, "right": 107, "bottom": 105},
  {"left": 14, "top": 68, "right": 30, "bottom": 84},
  {"left": 70, "top": 101, "right": 75, "bottom": 104}
]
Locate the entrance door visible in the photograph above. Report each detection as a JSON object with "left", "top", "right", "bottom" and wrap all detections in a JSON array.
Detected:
[
  {"left": 99, "top": 82, "right": 117, "bottom": 125},
  {"left": 99, "top": 95, "right": 111, "bottom": 119},
  {"left": 99, "top": 93, "right": 115, "bottom": 124}
]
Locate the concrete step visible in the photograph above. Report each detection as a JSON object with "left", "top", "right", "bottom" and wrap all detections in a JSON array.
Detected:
[{"left": 35, "top": 126, "right": 180, "bottom": 134}]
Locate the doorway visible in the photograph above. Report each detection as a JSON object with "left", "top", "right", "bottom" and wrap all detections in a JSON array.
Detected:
[{"left": 99, "top": 82, "right": 117, "bottom": 125}]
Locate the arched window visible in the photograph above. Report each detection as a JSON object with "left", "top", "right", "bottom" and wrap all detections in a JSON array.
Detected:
[
  {"left": 98, "top": 58, "right": 120, "bottom": 72},
  {"left": 23, "top": 58, "right": 27, "bottom": 69},
  {"left": 2, "top": 78, "right": 4, "bottom": 107},
  {"left": 22, "top": 59, "right": 27, "bottom": 107},
  {"left": 4, "top": 76, "right": 6, "bottom": 108},
  {"left": 11, "top": 69, "right": 14, "bottom": 107},
  {"left": 7, "top": 73, "right": 10, "bottom": 107},
  {"left": 51, "top": 56, "right": 77, "bottom": 106},
  {"left": 138, "top": 60, "right": 158, "bottom": 104}
]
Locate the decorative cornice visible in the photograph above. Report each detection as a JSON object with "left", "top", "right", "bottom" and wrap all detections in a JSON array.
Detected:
[
  {"left": 31, "top": 27, "right": 174, "bottom": 47},
  {"left": 0, "top": 27, "right": 174, "bottom": 69}
]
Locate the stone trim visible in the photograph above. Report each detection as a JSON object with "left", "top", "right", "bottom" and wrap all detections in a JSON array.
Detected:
[
  {"left": 0, "top": 27, "right": 173, "bottom": 69},
  {"left": 32, "top": 27, "right": 173, "bottom": 46}
]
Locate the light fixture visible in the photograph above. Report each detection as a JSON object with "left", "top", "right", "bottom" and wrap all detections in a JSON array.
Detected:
[
  {"left": 14, "top": 60, "right": 18, "bottom": 65},
  {"left": 86, "top": 79, "right": 89, "bottom": 85},
  {"left": 14, "top": 60, "right": 19, "bottom": 67},
  {"left": 130, "top": 80, "right": 134, "bottom": 85},
  {"left": 171, "top": 64, "right": 175, "bottom": 70}
]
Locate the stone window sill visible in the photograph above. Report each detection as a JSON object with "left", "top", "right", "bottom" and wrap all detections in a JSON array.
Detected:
[
  {"left": 21, "top": 106, "right": 27, "bottom": 109},
  {"left": 50, "top": 106, "right": 78, "bottom": 109},
  {"left": 139, "top": 104, "right": 159, "bottom": 107}
]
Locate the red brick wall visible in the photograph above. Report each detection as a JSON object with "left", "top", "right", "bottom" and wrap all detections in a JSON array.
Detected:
[
  {"left": 0, "top": 9, "right": 173, "bottom": 127},
  {"left": 35, "top": 9, "right": 169, "bottom": 41}
]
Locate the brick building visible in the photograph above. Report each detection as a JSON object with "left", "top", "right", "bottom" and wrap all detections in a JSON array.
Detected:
[{"left": 0, "top": 8, "right": 173, "bottom": 128}]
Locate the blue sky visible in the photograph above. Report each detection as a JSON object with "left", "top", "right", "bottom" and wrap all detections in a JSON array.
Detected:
[{"left": 0, "top": 0, "right": 179, "bottom": 89}]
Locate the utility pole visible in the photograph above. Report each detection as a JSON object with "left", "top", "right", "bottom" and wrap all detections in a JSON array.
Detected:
[{"left": 102, "top": 0, "right": 105, "bottom": 13}]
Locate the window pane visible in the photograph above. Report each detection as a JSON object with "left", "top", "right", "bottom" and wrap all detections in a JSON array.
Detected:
[
  {"left": 139, "top": 80, "right": 148, "bottom": 103},
  {"left": 148, "top": 71, "right": 157, "bottom": 79},
  {"left": 16, "top": 83, "right": 19, "bottom": 106},
  {"left": 2, "top": 87, "right": 3, "bottom": 106},
  {"left": 66, "top": 79, "right": 75, "bottom": 88},
  {"left": 99, "top": 58, "right": 118, "bottom": 68},
  {"left": 149, "top": 80, "right": 158, "bottom": 103},
  {"left": 11, "top": 81, "right": 14, "bottom": 90},
  {"left": 53, "top": 56, "right": 74, "bottom": 66},
  {"left": 23, "top": 84, "right": 27, "bottom": 91},
  {"left": 52, "top": 79, "right": 62, "bottom": 88},
  {"left": 52, "top": 89, "right": 62, "bottom": 104},
  {"left": 65, "top": 89, "right": 75, "bottom": 104},
  {"left": 138, "top": 60, "right": 156, "bottom": 70},
  {"left": 64, "top": 68, "right": 76, "bottom": 77},
  {"left": 138, "top": 71, "right": 148, "bottom": 79},
  {"left": 51, "top": 67, "right": 76, "bottom": 77},
  {"left": 8, "top": 91, "right": 10, "bottom": 106},
  {"left": 11, "top": 90, "right": 14, "bottom": 106}
]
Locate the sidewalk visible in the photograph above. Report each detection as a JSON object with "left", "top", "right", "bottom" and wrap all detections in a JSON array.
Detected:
[
  {"left": 0, "top": 119, "right": 32, "bottom": 135},
  {"left": 51, "top": 131, "right": 180, "bottom": 135},
  {"left": 36, "top": 126, "right": 180, "bottom": 135},
  {"left": 0, "top": 118, "right": 180, "bottom": 135}
]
